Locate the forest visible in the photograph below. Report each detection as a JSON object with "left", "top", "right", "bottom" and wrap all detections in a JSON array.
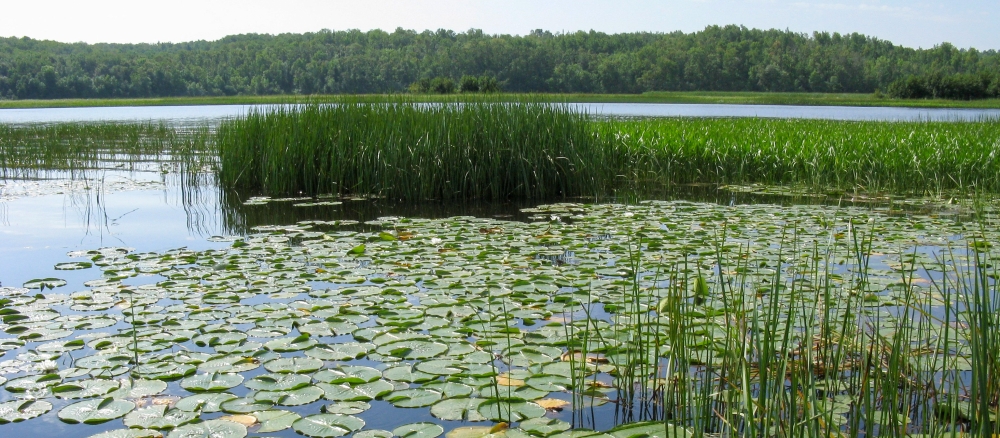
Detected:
[{"left": 1, "top": 25, "right": 998, "bottom": 100}]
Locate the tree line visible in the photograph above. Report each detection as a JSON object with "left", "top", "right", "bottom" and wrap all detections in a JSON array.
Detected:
[{"left": 1, "top": 25, "right": 997, "bottom": 100}]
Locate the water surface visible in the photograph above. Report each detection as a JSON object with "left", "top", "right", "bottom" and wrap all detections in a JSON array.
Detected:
[{"left": 1, "top": 102, "right": 998, "bottom": 125}]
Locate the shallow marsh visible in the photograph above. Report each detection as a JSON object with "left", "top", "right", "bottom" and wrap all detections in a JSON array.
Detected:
[{"left": 1, "top": 104, "right": 998, "bottom": 438}]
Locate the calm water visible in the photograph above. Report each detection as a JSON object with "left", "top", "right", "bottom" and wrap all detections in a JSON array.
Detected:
[{"left": 1, "top": 102, "right": 998, "bottom": 125}]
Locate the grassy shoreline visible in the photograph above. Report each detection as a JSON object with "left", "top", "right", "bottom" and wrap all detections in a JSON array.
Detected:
[{"left": 2, "top": 91, "right": 999, "bottom": 110}]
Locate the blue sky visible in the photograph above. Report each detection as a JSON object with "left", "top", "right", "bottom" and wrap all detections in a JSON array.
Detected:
[{"left": 2, "top": 0, "right": 996, "bottom": 50}]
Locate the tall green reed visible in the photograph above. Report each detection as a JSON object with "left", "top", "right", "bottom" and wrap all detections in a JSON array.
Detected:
[{"left": 217, "top": 98, "right": 611, "bottom": 201}]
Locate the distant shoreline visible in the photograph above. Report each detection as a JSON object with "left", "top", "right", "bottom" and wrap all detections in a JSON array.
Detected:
[{"left": 2, "top": 92, "right": 998, "bottom": 110}]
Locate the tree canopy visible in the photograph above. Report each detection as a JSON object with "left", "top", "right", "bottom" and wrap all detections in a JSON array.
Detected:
[{"left": 1, "top": 25, "right": 997, "bottom": 100}]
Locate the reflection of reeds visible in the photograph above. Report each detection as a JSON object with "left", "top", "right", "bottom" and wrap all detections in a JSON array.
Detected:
[{"left": 0, "top": 122, "right": 213, "bottom": 179}]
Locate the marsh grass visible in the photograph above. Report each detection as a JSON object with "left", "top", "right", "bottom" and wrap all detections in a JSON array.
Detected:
[
  {"left": 217, "top": 99, "right": 1000, "bottom": 200},
  {"left": 564, "top": 223, "right": 1000, "bottom": 437},
  {"left": 604, "top": 117, "right": 1000, "bottom": 195},
  {"left": 0, "top": 122, "right": 213, "bottom": 179},
  {"left": 217, "top": 98, "right": 609, "bottom": 201}
]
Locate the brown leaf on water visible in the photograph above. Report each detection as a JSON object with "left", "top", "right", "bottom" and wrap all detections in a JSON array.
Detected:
[
  {"left": 496, "top": 374, "right": 525, "bottom": 387},
  {"left": 561, "top": 351, "right": 608, "bottom": 364},
  {"left": 219, "top": 414, "right": 258, "bottom": 427},
  {"left": 151, "top": 396, "right": 180, "bottom": 407},
  {"left": 488, "top": 422, "right": 509, "bottom": 433},
  {"left": 536, "top": 398, "right": 570, "bottom": 411}
]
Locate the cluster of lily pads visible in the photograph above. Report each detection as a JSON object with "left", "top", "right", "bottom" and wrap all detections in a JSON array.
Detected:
[{"left": 1, "top": 198, "right": 998, "bottom": 437}]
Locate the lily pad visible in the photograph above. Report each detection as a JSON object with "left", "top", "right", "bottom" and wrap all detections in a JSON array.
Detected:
[
  {"left": 263, "top": 357, "right": 324, "bottom": 374},
  {"left": 318, "top": 380, "right": 394, "bottom": 401},
  {"left": 606, "top": 421, "right": 693, "bottom": 438},
  {"left": 245, "top": 373, "right": 311, "bottom": 391},
  {"left": 123, "top": 404, "right": 198, "bottom": 430},
  {"left": 0, "top": 399, "right": 52, "bottom": 423},
  {"left": 167, "top": 419, "right": 247, "bottom": 438},
  {"left": 253, "top": 409, "right": 302, "bottom": 433},
  {"left": 384, "top": 388, "right": 443, "bottom": 408},
  {"left": 305, "top": 342, "right": 372, "bottom": 360},
  {"left": 53, "top": 378, "right": 121, "bottom": 399},
  {"left": 430, "top": 398, "right": 488, "bottom": 422},
  {"left": 292, "top": 413, "right": 365, "bottom": 438},
  {"left": 175, "top": 393, "right": 237, "bottom": 413},
  {"left": 375, "top": 340, "right": 449, "bottom": 359},
  {"left": 58, "top": 397, "right": 136, "bottom": 424},
  {"left": 180, "top": 372, "right": 244, "bottom": 391},
  {"left": 322, "top": 401, "right": 371, "bottom": 415},
  {"left": 519, "top": 418, "right": 572, "bottom": 436},
  {"left": 477, "top": 399, "right": 545, "bottom": 422},
  {"left": 393, "top": 422, "right": 444, "bottom": 438},
  {"left": 314, "top": 366, "right": 382, "bottom": 384},
  {"left": 23, "top": 278, "right": 67, "bottom": 289},
  {"left": 253, "top": 385, "right": 325, "bottom": 406}
]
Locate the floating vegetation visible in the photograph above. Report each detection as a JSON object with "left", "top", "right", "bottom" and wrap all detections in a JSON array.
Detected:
[{"left": 1, "top": 199, "right": 998, "bottom": 437}]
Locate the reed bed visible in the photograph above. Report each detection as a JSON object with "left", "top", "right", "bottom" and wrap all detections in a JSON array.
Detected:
[
  {"left": 216, "top": 99, "right": 1000, "bottom": 200},
  {"left": 605, "top": 117, "right": 1000, "bottom": 195},
  {"left": 557, "top": 217, "right": 1000, "bottom": 437},
  {"left": 0, "top": 122, "right": 213, "bottom": 179},
  {"left": 217, "top": 99, "right": 610, "bottom": 201}
]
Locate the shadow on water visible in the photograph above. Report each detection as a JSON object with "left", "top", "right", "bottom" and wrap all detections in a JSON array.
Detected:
[{"left": 214, "top": 183, "right": 980, "bottom": 237}]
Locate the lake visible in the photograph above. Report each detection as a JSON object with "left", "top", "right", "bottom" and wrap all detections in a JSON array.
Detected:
[
  {"left": 1, "top": 102, "right": 998, "bottom": 126},
  {"left": 0, "top": 105, "right": 997, "bottom": 438}
]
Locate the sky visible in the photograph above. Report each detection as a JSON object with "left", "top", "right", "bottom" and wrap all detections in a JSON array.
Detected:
[{"left": 1, "top": 0, "right": 997, "bottom": 50}]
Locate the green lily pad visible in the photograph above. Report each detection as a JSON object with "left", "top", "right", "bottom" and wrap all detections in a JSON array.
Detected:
[
  {"left": 254, "top": 409, "right": 301, "bottom": 433},
  {"left": 55, "top": 261, "right": 94, "bottom": 270},
  {"left": 292, "top": 413, "right": 365, "bottom": 437},
  {"left": 53, "top": 378, "right": 121, "bottom": 399},
  {"left": 253, "top": 385, "right": 325, "bottom": 406},
  {"left": 175, "top": 393, "right": 237, "bottom": 413},
  {"left": 314, "top": 366, "right": 382, "bottom": 384},
  {"left": 393, "top": 422, "right": 444, "bottom": 438},
  {"left": 321, "top": 401, "right": 371, "bottom": 415},
  {"left": 430, "top": 398, "right": 488, "bottom": 421},
  {"left": 376, "top": 340, "right": 449, "bottom": 359},
  {"left": 263, "top": 357, "right": 324, "bottom": 374},
  {"left": 5, "top": 373, "right": 62, "bottom": 392},
  {"left": 477, "top": 399, "right": 545, "bottom": 422},
  {"left": 167, "top": 419, "right": 247, "bottom": 438},
  {"left": 87, "top": 428, "right": 165, "bottom": 438},
  {"left": 421, "top": 381, "right": 474, "bottom": 398},
  {"left": 519, "top": 418, "right": 572, "bottom": 437},
  {"left": 0, "top": 399, "right": 52, "bottom": 423},
  {"left": 220, "top": 397, "right": 273, "bottom": 414},
  {"left": 606, "top": 421, "right": 693, "bottom": 438},
  {"left": 382, "top": 365, "right": 437, "bottom": 383},
  {"left": 58, "top": 397, "right": 136, "bottom": 424},
  {"left": 264, "top": 334, "right": 318, "bottom": 352},
  {"left": 245, "top": 373, "right": 311, "bottom": 391},
  {"left": 317, "top": 380, "right": 394, "bottom": 401},
  {"left": 384, "top": 388, "right": 443, "bottom": 408},
  {"left": 305, "top": 342, "right": 372, "bottom": 360},
  {"left": 110, "top": 379, "right": 169, "bottom": 399},
  {"left": 355, "top": 430, "right": 394, "bottom": 438},
  {"left": 23, "top": 278, "right": 67, "bottom": 289},
  {"left": 180, "top": 372, "right": 244, "bottom": 391},
  {"left": 123, "top": 404, "right": 198, "bottom": 430},
  {"left": 197, "top": 356, "right": 260, "bottom": 374}
]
